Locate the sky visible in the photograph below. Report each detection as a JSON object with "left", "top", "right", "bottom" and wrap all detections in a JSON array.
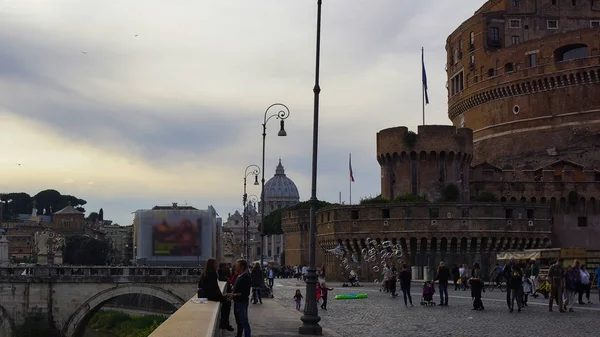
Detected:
[{"left": 0, "top": 0, "right": 486, "bottom": 226}]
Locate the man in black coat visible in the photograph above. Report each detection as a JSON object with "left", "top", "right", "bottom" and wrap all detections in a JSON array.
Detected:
[
  {"left": 227, "top": 259, "right": 252, "bottom": 337},
  {"left": 434, "top": 261, "right": 451, "bottom": 306}
]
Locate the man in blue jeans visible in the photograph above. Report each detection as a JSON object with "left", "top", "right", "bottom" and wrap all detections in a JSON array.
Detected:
[
  {"left": 227, "top": 259, "right": 252, "bottom": 337},
  {"left": 434, "top": 261, "right": 451, "bottom": 306}
]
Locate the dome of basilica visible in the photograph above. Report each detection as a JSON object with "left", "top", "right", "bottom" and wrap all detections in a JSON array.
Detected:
[{"left": 264, "top": 160, "right": 300, "bottom": 202}]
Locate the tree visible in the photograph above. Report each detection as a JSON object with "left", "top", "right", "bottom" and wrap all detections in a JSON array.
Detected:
[
  {"left": 33, "top": 189, "right": 87, "bottom": 214},
  {"left": 64, "top": 235, "right": 109, "bottom": 265},
  {"left": 99, "top": 208, "right": 104, "bottom": 222},
  {"left": 261, "top": 200, "right": 336, "bottom": 235},
  {"left": 0, "top": 192, "right": 32, "bottom": 219},
  {"left": 87, "top": 212, "right": 100, "bottom": 222}
]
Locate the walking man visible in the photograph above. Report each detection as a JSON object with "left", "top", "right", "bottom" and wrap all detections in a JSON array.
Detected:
[
  {"left": 548, "top": 258, "right": 565, "bottom": 312},
  {"left": 434, "top": 261, "right": 450, "bottom": 306},
  {"left": 227, "top": 259, "right": 252, "bottom": 337}
]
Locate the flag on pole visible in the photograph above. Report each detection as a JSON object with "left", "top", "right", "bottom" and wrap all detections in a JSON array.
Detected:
[
  {"left": 422, "top": 48, "right": 430, "bottom": 105},
  {"left": 349, "top": 153, "right": 355, "bottom": 182}
]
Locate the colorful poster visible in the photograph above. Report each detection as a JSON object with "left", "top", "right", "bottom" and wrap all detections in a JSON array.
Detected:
[{"left": 151, "top": 213, "right": 202, "bottom": 256}]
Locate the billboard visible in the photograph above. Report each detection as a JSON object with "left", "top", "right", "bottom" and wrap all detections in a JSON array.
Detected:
[{"left": 150, "top": 212, "right": 202, "bottom": 256}]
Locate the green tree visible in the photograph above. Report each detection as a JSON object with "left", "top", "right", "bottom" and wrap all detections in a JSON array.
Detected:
[
  {"left": 440, "top": 184, "right": 460, "bottom": 202},
  {"left": 64, "top": 235, "right": 109, "bottom": 265},
  {"left": 261, "top": 200, "right": 335, "bottom": 235},
  {"left": 0, "top": 192, "right": 32, "bottom": 219},
  {"left": 99, "top": 208, "right": 104, "bottom": 221},
  {"left": 33, "top": 189, "right": 87, "bottom": 214},
  {"left": 87, "top": 212, "right": 100, "bottom": 222}
]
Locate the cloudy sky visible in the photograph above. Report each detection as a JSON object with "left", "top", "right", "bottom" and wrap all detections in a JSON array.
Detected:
[{"left": 0, "top": 0, "right": 484, "bottom": 226}]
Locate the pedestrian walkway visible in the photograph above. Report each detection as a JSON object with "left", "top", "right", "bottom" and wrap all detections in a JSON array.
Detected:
[{"left": 222, "top": 299, "right": 342, "bottom": 337}]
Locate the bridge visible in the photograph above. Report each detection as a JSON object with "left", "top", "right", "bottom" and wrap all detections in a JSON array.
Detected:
[{"left": 0, "top": 266, "right": 201, "bottom": 337}]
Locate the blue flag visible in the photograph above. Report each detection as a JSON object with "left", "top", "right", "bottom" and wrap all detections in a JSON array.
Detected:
[{"left": 422, "top": 49, "right": 429, "bottom": 105}]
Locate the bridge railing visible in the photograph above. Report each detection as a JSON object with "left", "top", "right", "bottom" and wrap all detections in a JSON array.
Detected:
[
  {"left": 0, "top": 266, "right": 203, "bottom": 282},
  {"left": 148, "top": 281, "right": 226, "bottom": 337}
]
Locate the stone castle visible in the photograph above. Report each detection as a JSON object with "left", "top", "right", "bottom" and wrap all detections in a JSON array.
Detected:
[{"left": 282, "top": 0, "right": 600, "bottom": 281}]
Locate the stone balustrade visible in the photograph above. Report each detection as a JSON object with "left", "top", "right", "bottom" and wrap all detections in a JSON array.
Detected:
[
  {"left": 0, "top": 265, "right": 202, "bottom": 283},
  {"left": 149, "top": 281, "right": 226, "bottom": 337}
]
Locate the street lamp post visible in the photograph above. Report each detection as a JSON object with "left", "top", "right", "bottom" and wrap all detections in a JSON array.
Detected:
[
  {"left": 260, "top": 103, "right": 290, "bottom": 267},
  {"left": 300, "top": 0, "right": 323, "bottom": 335},
  {"left": 247, "top": 194, "right": 259, "bottom": 261},
  {"left": 243, "top": 165, "right": 260, "bottom": 260}
]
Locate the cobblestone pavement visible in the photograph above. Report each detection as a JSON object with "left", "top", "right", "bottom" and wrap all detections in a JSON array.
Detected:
[{"left": 262, "top": 278, "right": 600, "bottom": 337}]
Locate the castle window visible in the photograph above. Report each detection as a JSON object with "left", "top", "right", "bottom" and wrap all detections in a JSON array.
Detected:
[
  {"left": 511, "top": 36, "right": 520, "bottom": 45},
  {"left": 578, "top": 216, "right": 588, "bottom": 227},
  {"left": 469, "top": 32, "right": 475, "bottom": 50},
  {"left": 509, "top": 19, "right": 521, "bottom": 29},
  {"left": 382, "top": 209, "right": 390, "bottom": 219},
  {"left": 450, "top": 70, "right": 464, "bottom": 96},
  {"left": 488, "top": 68, "right": 495, "bottom": 77},
  {"left": 461, "top": 208, "right": 470, "bottom": 218},
  {"left": 469, "top": 55, "right": 475, "bottom": 69},
  {"left": 547, "top": 20, "right": 559, "bottom": 30},
  {"left": 571, "top": 0, "right": 576, "bottom": 6},
  {"left": 505, "top": 63, "right": 514, "bottom": 73},
  {"left": 529, "top": 54, "right": 537, "bottom": 67},
  {"left": 552, "top": 0, "right": 556, "bottom": 5},
  {"left": 489, "top": 27, "right": 500, "bottom": 47},
  {"left": 505, "top": 209, "right": 514, "bottom": 219},
  {"left": 554, "top": 44, "right": 588, "bottom": 61},
  {"left": 350, "top": 210, "right": 359, "bottom": 220},
  {"left": 527, "top": 209, "right": 534, "bottom": 219},
  {"left": 458, "top": 40, "right": 463, "bottom": 59},
  {"left": 591, "top": 21, "right": 600, "bottom": 28},
  {"left": 513, "top": 0, "right": 519, "bottom": 7},
  {"left": 429, "top": 208, "right": 440, "bottom": 218}
]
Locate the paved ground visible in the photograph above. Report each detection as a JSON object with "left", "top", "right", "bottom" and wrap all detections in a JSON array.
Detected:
[{"left": 226, "top": 278, "right": 600, "bottom": 337}]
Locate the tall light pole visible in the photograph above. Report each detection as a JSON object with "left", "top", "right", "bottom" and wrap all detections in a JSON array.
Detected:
[
  {"left": 243, "top": 165, "right": 260, "bottom": 260},
  {"left": 260, "top": 103, "right": 290, "bottom": 267},
  {"left": 300, "top": 0, "right": 323, "bottom": 335},
  {"left": 247, "top": 194, "right": 259, "bottom": 261}
]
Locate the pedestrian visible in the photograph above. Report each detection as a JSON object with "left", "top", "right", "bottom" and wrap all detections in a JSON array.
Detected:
[
  {"left": 564, "top": 265, "right": 577, "bottom": 312},
  {"left": 434, "top": 261, "right": 450, "bottom": 306},
  {"left": 399, "top": 264, "right": 413, "bottom": 307},
  {"left": 451, "top": 264, "right": 460, "bottom": 291},
  {"left": 389, "top": 266, "right": 398, "bottom": 297},
  {"left": 548, "top": 258, "right": 565, "bottom": 312},
  {"left": 294, "top": 289, "right": 303, "bottom": 311},
  {"left": 226, "top": 259, "right": 252, "bottom": 337},
  {"left": 198, "top": 259, "right": 235, "bottom": 332},
  {"left": 530, "top": 260, "right": 540, "bottom": 297},
  {"left": 250, "top": 262, "right": 263, "bottom": 304},
  {"left": 508, "top": 265, "right": 524, "bottom": 313},
  {"left": 470, "top": 263, "right": 484, "bottom": 310},
  {"left": 578, "top": 265, "right": 591, "bottom": 304},
  {"left": 267, "top": 266, "right": 275, "bottom": 288},
  {"left": 595, "top": 266, "right": 600, "bottom": 303},
  {"left": 320, "top": 281, "right": 333, "bottom": 310}
]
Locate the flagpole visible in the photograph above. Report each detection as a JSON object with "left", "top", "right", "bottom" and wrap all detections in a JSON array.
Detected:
[{"left": 422, "top": 47, "right": 425, "bottom": 126}]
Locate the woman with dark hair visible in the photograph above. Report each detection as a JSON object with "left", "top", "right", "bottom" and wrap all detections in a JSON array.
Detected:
[
  {"left": 470, "top": 262, "right": 484, "bottom": 310},
  {"left": 198, "top": 258, "right": 234, "bottom": 331}
]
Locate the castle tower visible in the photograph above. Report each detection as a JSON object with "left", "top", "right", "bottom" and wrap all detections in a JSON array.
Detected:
[
  {"left": 377, "top": 125, "right": 473, "bottom": 202},
  {"left": 446, "top": 0, "right": 600, "bottom": 168}
]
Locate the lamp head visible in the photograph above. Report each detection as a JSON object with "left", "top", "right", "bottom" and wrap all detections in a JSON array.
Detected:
[
  {"left": 277, "top": 120, "right": 287, "bottom": 137},
  {"left": 254, "top": 175, "right": 259, "bottom": 185}
]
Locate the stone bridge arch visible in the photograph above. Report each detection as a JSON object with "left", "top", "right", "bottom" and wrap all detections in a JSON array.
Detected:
[
  {"left": 0, "top": 305, "right": 15, "bottom": 337},
  {"left": 62, "top": 283, "right": 186, "bottom": 337}
]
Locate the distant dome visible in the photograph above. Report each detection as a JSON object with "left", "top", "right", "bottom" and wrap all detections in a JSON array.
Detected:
[{"left": 264, "top": 160, "right": 300, "bottom": 202}]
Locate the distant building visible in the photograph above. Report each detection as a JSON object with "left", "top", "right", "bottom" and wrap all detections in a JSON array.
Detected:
[
  {"left": 133, "top": 203, "right": 218, "bottom": 266},
  {"left": 222, "top": 205, "right": 260, "bottom": 264},
  {"left": 103, "top": 224, "right": 133, "bottom": 265},
  {"left": 259, "top": 160, "right": 300, "bottom": 264},
  {"left": 52, "top": 204, "right": 85, "bottom": 235}
]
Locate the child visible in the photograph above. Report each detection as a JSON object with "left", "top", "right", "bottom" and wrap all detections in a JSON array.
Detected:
[
  {"left": 320, "top": 281, "right": 334, "bottom": 310},
  {"left": 294, "top": 289, "right": 303, "bottom": 311},
  {"left": 316, "top": 282, "right": 322, "bottom": 304}
]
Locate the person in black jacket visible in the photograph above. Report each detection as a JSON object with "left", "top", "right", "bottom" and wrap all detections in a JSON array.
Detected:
[
  {"left": 434, "top": 261, "right": 451, "bottom": 306},
  {"left": 398, "top": 264, "right": 413, "bottom": 306},
  {"left": 226, "top": 259, "right": 252, "bottom": 337},
  {"left": 198, "top": 258, "right": 234, "bottom": 331},
  {"left": 250, "top": 262, "right": 263, "bottom": 304}
]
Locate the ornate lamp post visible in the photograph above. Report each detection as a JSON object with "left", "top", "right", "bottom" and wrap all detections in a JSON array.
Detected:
[
  {"left": 246, "top": 194, "right": 259, "bottom": 260},
  {"left": 243, "top": 165, "right": 260, "bottom": 259},
  {"left": 260, "top": 103, "right": 290, "bottom": 267},
  {"left": 300, "top": 0, "right": 323, "bottom": 334}
]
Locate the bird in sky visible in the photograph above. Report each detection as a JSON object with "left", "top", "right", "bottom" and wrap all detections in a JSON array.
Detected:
[
  {"left": 81, "top": 51, "right": 87, "bottom": 54},
  {"left": 134, "top": 34, "right": 138, "bottom": 37}
]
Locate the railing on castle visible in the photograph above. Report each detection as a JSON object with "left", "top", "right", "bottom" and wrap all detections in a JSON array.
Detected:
[{"left": 0, "top": 265, "right": 202, "bottom": 281}]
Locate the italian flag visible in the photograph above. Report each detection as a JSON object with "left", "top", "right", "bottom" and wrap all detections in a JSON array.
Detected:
[{"left": 349, "top": 153, "right": 355, "bottom": 182}]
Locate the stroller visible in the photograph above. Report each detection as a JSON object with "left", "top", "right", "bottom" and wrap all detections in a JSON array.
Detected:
[
  {"left": 420, "top": 281, "right": 436, "bottom": 306},
  {"left": 262, "top": 279, "right": 274, "bottom": 299}
]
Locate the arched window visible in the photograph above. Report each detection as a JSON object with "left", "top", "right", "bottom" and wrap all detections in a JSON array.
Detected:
[{"left": 554, "top": 44, "right": 589, "bottom": 62}]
